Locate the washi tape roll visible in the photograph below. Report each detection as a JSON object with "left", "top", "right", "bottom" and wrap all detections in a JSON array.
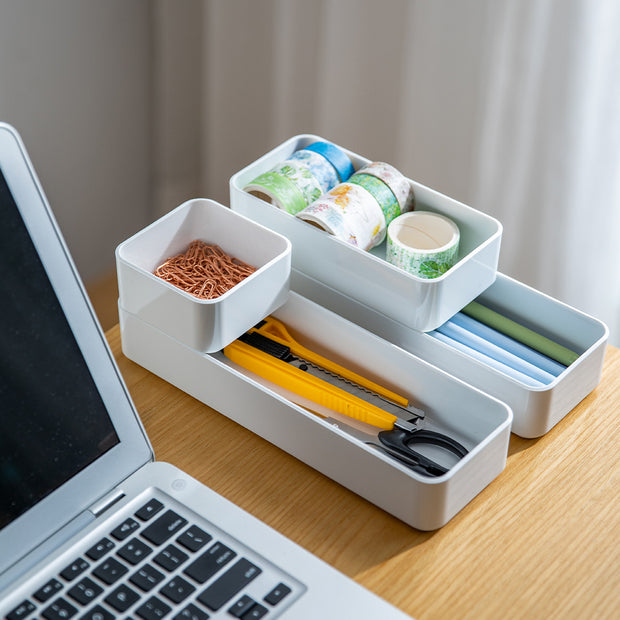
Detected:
[
  {"left": 349, "top": 172, "right": 401, "bottom": 227},
  {"left": 358, "top": 161, "right": 414, "bottom": 214},
  {"left": 297, "top": 182, "right": 385, "bottom": 250},
  {"left": 386, "top": 211, "right": 459, "bottom": 278},
  {"left": 294, "top": 201, "right": 352, "bottom": 242},
  {"left": 244, "top": 159, "right": 323, "bottom": 215},
  {"left": 244, "top": 171, "right": 305, "bottom": 215},
  {"left": 276, "top": 159, "right": 324, "bottom": 205},
  {"left": 290, "top": 148, "right": 339, "bottom": 193},
  {"left": 304, "top": 141, "right": 355, "bottom": 182}
]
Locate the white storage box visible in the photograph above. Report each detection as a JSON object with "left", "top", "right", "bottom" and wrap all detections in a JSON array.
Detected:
[
  {"left": 293, "top": 270, "right": 608, "bottom": 438},
  {"left": 229, "top": 134, "right": 502, "bottom": 332},
  {"left": 118, "top": 292, "right": 512, "bottom": 531},
  {"left": 116, "top": 199, "right": 291, "bottom": 353}
]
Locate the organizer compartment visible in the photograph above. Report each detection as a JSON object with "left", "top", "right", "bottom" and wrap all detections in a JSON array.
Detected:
[
  {"left": 293, "top": 270, "right": 608, "bottom": 438},
  {"left": 115, "top": 199, "right": 291, "bottom": 353},
  {"left": 119, "top": 292, "right": 512, "bottom": 531},
  {"left": 230, "top": 134, "right": 502, "bottom": 332}
]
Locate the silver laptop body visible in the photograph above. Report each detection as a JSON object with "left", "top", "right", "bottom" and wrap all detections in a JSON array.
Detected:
[{"left": 0, "top": 123, "right": 411, "bottom": 620}]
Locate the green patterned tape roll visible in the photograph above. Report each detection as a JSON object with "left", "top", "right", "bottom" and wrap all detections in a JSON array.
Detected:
[
  {"left": 349, "top": 173, "right": 401, "bottom": 226},
  {"left": 244, "top": 170, "right": 307, "bottom": 215},
  {"left": 386, "top": 211, "right": 460, "bottom": 279}
]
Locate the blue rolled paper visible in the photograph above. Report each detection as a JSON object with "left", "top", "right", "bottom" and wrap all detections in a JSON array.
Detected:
[
  {"left": 429, "top": 330, "right": 546, "bottom": 388},
  {"left": 450, "top": 312, "right": 566, "bottom": 376},
  {"left": 436, "top": 320, "right": 556, "bottom": 384}
]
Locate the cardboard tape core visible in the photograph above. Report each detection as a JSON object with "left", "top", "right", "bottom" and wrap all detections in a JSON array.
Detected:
[{"left": 390, "top": 212, "right": 458, "bottom": 251}]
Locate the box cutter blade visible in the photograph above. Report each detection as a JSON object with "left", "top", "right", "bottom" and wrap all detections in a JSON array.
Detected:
[{"left": 222, "top": 317, "right": 468, "bottom": 476}]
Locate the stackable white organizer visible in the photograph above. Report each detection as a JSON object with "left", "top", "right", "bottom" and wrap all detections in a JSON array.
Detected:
[
  {"left": 292, "top": 270, "right": 608, "bottom": 438},
  {"left": 229, "top": 134, "right": 502, "bottom": 333},
  {"left": 119, "top": 292, "right": 512, "bottom": 531},
  {"left": 117, "top": 134, "right": 608, "bottom": 530},
  {"left": 116, "top": 199, "right": 291, "bottom": 353},
  {"left": 229, "top": 135, "right": 608, "bottom": 439}
]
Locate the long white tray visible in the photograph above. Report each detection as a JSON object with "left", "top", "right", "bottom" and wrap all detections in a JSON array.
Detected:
[
  {"left": 119, "top": 292, "right": 512, "bottom": 531},
  {"left": 293, "top": 270, "right": 608, "bottom": 438}
]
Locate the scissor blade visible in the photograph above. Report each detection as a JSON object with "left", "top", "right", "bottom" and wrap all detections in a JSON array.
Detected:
[{"left": 233, "top": 328, "right": 424, "bottom": 428}]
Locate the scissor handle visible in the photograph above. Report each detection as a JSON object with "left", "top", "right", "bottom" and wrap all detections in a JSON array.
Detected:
[{"left": 377, "top": 428, "right": 469, "bottom": 477}]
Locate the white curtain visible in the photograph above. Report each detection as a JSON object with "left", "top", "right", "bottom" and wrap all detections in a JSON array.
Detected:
[{"left": 153, "top": 0, "right": 620, "bottom": 345}]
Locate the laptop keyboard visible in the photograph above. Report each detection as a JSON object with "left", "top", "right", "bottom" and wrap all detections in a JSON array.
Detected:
[{"left": 6, "top": 497, "right": 301, "bottom": 620}]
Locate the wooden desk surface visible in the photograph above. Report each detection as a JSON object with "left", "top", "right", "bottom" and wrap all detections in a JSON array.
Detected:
[{"left": 107, "top": 326, "right": 620, "bottom": 619}]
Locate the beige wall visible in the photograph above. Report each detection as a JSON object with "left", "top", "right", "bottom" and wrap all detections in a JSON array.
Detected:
[
  {"left": 0, "top": 0, "right": 617, "bottom": 344},
  {"left": 0, "top": 0, "right": 152, "bottom": 281}
]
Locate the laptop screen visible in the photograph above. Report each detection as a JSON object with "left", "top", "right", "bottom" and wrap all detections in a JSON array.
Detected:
[{"left": 0, "top": 169, "right": 119, "bottom": 531}]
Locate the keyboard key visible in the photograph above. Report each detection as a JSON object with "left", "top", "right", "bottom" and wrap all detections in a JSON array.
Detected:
[
  {"left": 67, "top": 577, "right": 103, "bottom": 605},
  {"left": 85, "top": 537, "right": 115, "bottom": 561},
  {"left": 153, "top": 544, "right": 189, "bottom": 572},
  {"left": 173, "top": 603, "right": 209, "bottom": 620},
  {"left": 34, "top": 579, "right": 63, "bottom": 603},
  {"left": 264, "top": 582, "right": 292, "bottom": 606},
  {"left": 92, "top": 557, "right": 129, "bottom": 585},
  {"left": 197, "top": 558, "right": 261, "bottom": 611},
  {"left": 228, "top": 595, "right": 255, "bottom": 618},
  {"left": 6, "top": 599, "right": 35, "bottom": 620},
  {"left": 104, "top": 583, "right": 140, "bottom": 612},
  {"left": 135, "top": 595, "right": 171, "bottom": 620},
  {"left": 60, "top": 558, "right": 89, "bottom": 582},
  {"left": 118, "top": 538, "right": 153, "bottom": 565},
  {"left": 242, "top": 604, "right": 267, "bottom": 619},
  {"left": 79, "top": 604, "right": 115, "bottom": 620},
  {"left": 176, "top": 526, "right": 211, "bottom": 553},
  {"left": 111, "top": 518, "right": 140, "bottom": 541},
  {"left": 135, "top": 498, "right": 164, "bottom": 521},
  {"left": 183, "top": 542, "right": 236, "bottom": 584},
  {"left": 141, "top": 511, "right": 188, "bottom": 546},
  {"left": 42, "top": 597, "right": 78, "bottom": 620},
  {"left": 130, "top": 564, "right": 165, "bottom": 592},
  {"left": 160, "top": 576, "right": 196, "bottom": 604}
]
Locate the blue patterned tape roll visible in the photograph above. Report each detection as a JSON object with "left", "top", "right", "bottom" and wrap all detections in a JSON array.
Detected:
[
  {"left": 304, "top": 141, "right": 355, "bottom": 182},
  {"left": 290, "top": 149, "right": 339, "bottom": 193}
]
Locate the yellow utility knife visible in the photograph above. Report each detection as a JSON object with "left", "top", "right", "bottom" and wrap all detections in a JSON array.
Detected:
[
  {"left": 223, "top": 316, "right": 424, "bottom": 432},
  {"left": 223, "top": 316, "right": 469, "bottom": 477}
]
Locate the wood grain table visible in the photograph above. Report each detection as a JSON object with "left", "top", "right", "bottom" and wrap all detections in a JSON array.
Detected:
[{"left": 106, "top": 326, "right": 620, "bottom": 619}]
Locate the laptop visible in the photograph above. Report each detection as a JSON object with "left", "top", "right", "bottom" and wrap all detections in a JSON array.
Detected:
[{"left": 0, "top": 123, "right": 412, "bottom": 620}]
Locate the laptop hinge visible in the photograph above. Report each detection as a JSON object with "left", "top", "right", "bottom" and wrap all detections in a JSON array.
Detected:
[{"left": 89, "top": 489, "right": 127, "bottom": 518}]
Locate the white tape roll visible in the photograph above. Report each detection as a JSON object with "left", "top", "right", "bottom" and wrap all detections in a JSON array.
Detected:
[
  {"left": 297, "top": 182, "right": 386, "bottom": 250},
  {"left": 386, "top": 211, "right": 460, "bottom": 279}
]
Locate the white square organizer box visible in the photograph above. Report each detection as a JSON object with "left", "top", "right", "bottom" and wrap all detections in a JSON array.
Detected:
[
  {"left": 116, "top": 199, "right": 291, "bottom": 352},
  {"left": 117, "top": 199, "right": 512, "bottom": 531},
  {"left": 229, "top": 135, "right": 608, "bottom": 438}
]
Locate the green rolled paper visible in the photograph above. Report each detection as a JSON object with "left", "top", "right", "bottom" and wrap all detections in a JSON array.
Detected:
[{"left": 461, "top": 301, "right": 580, "bottom": 366}]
